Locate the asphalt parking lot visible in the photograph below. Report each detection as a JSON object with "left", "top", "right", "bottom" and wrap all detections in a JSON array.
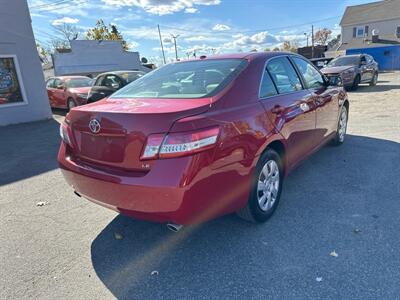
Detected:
[{"left": 1, "top": 72, "right": 399, "bottom": 299}]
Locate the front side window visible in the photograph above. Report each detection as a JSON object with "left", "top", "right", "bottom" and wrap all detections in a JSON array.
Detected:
[
  {"left": 266, "top": 57, "right": 303, "bottom": 94},
  {"left": 292, "top": 57, "right": 325, "bottom": 89},
  {"left": 94, "top": 76, "right": 104, "bottom": 86},
  {"left": 110, "top": 59, "right": 247, "bottom": 99},
  {"left": 259, "top": 69, "right": 278, "bottom": 98}
]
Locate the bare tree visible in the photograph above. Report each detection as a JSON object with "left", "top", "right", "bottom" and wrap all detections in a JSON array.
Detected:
[
  {"left": 314, "top": 28, "right": 332, "bottom": 45},
  {"left": 50, "top": 23, "right": 81, "bottom": 51}
]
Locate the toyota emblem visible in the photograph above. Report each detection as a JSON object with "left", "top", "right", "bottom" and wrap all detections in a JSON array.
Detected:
[{"left": 89, "top": 119, "right": 101, "bottom": 134}]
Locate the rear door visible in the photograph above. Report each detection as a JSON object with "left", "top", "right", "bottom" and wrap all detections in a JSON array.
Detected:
[
  {"left": 259, "top": 56, "right": 317, "bottom": 168},
  {"left": 291, "top": 56, "right": 339, "bottom": 141}
]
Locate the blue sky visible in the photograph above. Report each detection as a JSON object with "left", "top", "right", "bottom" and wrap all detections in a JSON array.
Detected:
[{"left": 29, "top": 0, "right": 375, "bottom": 64}]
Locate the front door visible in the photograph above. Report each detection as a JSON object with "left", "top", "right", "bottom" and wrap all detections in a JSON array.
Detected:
[
  {"left": 291, "top": 56, "right": 339, "bottom": 142},
  {"left": 259, "top": 56, "right": 317, "bottom": 169}
]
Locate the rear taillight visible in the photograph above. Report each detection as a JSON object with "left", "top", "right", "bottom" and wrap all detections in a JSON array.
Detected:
[
  {"left": 141, "top": 127, "right": 220, "bottom": 160},
  {"left": 59, "top": 123, "right": 72, "bottom": 146}
]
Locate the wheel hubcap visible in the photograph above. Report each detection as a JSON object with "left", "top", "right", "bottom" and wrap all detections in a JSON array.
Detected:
[
  {"left": 257, "top": 160, "right": 280, "bottom": 212},
  {"left": 338, "top": 107, "right": 347, "bottom": 142}
]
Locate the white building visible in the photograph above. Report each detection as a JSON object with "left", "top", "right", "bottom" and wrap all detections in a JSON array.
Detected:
[
  {"left": 0, "top": 0, "right": 51, "bottom": 126},
  {"left": 339, "top": 0, "right": 400, "bottom": 50},
  {"left": 52, "top": 40, "right": 148, "bottom": 77}
]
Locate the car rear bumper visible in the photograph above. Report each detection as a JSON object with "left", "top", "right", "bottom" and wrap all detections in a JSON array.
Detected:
[{"left": 58, "top": 142, "right": 252, "bottom": 225}]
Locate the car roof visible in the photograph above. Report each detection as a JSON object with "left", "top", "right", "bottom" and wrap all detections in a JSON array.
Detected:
[
  {"left": 96, "top": 70, "right": 144, "bottom": 77},
  {"left": 50, "top": 76, "right": 91, "bottom": 81},
  {"left": 175, "top": 51, "right": 298, "bottom": 63}
]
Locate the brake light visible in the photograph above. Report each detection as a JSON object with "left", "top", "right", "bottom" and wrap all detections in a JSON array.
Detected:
[
  {"left": 59, "top": 123, "right": 72, "bottom": 146},
  {"left": 141, "top": 127, "right": 220, "bottom": 160}
]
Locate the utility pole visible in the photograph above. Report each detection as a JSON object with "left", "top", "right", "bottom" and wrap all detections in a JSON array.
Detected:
[
  {"left": 311, "top": 25, "right": 315, "bottom": 58},
  {"left": 157, "top": 24, "right": 166, "bottom": 64},
  {"left": 304, "top": 32, "right": 309, "bottom": 47},
  {"left": 170, "top": 34, "right": 180, "bottom": 61}
]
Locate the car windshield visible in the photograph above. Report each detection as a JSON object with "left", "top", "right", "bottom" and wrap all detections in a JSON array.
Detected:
[
  {"left": 327, "top": 56, "right": 360, "bottom": 67},
  {"left": 118, "top": 72, "right": 146, "bottom": 83},
  {"left": 110, "top": 59, "right": 247, "bottom": 99},
  {"left": 66, "top": 78, "right": 92, "bottom": 88}
]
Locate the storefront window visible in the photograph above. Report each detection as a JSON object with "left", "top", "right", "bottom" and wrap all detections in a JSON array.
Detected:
[{"left": 0, "top": 56, "right": 26, "bottom": 106}]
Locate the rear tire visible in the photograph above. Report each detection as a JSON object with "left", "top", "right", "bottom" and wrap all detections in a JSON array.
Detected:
[
  {"left": 67, "top": 98, "right": 76, "bottom": 111},
  {"left": 351, "top": 75, "right": 360, "bottom": 90},
  {"left": 332, "top": 105, "right": 348, "bottom": 146},
  {"left": 370, "top": 72, "right": 378, "bottom": 86},
  {"left": 237, "top": 149, "right": 283, "bottom": 223}
]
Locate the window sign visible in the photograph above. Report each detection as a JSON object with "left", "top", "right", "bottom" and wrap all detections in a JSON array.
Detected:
[{"left": 0, "top": 55, "right": 27, "bottom": 106}]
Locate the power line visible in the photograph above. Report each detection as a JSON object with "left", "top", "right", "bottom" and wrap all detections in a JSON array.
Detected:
[
  {"left": 160, "top": 15, "right": 341, "bottom": 35},
  {"left": 30, "top": 0, "right": 76, "bottom": 9}
]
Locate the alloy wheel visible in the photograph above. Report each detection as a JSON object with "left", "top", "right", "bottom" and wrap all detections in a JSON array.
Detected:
[
  {"left": 338, "top": 107, "right": 347, "bottom": 142},
  {"left": 257, "top": 160, "right": 280, "bottom": 212}
]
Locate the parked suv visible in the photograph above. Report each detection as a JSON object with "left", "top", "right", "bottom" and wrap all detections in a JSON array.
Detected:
[
  {"left": 58, "top": 52, "right": 348, "bottom": 229},
  {"left": 46, "top": 76, "right": 92, "bottom": 110},
  {"left": 321, "top": 54, "right": 378, "bottom": 90},
  {"left": 87, "top": 71, "right": 145, "bottom": 103}
]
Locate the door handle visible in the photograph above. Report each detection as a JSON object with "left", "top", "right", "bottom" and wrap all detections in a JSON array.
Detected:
[{"left": 271, "top": 105, "right": 285, "bottom": 114}]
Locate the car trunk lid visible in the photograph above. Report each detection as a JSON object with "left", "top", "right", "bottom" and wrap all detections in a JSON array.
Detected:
[{"left": 66, "top": 97, "right": 213, "bottom": 171}]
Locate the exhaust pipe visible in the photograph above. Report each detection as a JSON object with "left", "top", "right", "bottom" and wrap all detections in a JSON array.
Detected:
[{"left": 166, "top": 223, "right": 183, "bottom": 232}]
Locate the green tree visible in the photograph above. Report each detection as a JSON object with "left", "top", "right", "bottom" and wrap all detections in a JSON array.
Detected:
[
  {"left": 86, "top": 19, "right": 128, "bottom": 50},
  {"left": 264, "top": 47, "right": 271, "bottom": 52}
]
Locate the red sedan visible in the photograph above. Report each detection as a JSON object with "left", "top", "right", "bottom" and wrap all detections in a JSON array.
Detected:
[
  {"left": 58, "top": 52, "right": 348, "bottom": 230},
  {"left": 46, "top": 76, "right": 92, "bottom": 110}
]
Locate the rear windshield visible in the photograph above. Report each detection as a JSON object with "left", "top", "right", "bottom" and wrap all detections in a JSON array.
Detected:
[
  {"left": 110, "top": 59, "right": 247, "bottom": 99},
  {"left": 327, "top": 56, "right": 360, "bottom": 67},
  {"left": 66, "top": 78, "right": 92, "bottom": 88}
]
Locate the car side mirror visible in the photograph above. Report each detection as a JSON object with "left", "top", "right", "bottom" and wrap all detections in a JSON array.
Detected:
[
  {"left": 56, "top": 84, "right": 65, "bottom": 90},
  {"left": 360, "top": 60, "right": 367, "bottom": 65}
]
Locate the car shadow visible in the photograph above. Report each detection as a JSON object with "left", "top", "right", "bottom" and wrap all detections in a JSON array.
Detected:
[
  {"left": 0, "top": 119, "right": 60, "bottom": 185},
  {"left": 90, "top": 134, "right": 400, "bottom": 299}
]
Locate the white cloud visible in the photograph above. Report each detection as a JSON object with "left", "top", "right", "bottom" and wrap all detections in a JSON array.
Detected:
[
  {"left": 128, "top": 41, "right": 139, "bottom": 49},
  {"left": 185, "top": 7, "right": 198, "bottom": 13},
  {"left": 51, "top": 17, "right": 79, "bottom": 26},
  {"left": 212, "top": 24, "right": 230, "bottom": 31},
  {"left": 101, "top": 0, "right": 221, "bottom": 15}
]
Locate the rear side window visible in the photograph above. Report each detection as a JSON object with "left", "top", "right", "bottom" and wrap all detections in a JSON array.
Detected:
[
  {"left": 291, "top": 57, "right": 325, "bottom": 89},
  {"left": 259, "top": 69, "right": 278, "bottom": 98},
  {"left": 267, "top": 57, "right": 302, "bottom": 94}
]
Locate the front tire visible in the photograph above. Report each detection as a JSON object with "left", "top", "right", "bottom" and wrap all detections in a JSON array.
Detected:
[
  {"left": 67, "top": 98, "right": 76, "bottom": 111},
  {"left": 370, "top": 72, "right": 378, "bottom": 86},
  {"left": 237, "top": 149, "right": 283, "bottom": 223},
  {"left": 351, "top": 75, "right": 360, "bottom": 90},
  {"left": 332, "top": 105, "right": 348, "bottom": 146}
]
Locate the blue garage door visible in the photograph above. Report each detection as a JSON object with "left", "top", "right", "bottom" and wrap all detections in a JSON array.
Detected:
[{"left": 346, "top": 46, "right": 400, "bottom": 71}]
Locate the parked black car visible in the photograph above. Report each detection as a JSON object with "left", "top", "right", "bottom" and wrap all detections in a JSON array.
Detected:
[
  {"left": 321, "top": 54, "right": 378, "bottom": 90},
  {"left": 87, "top": 71, "right": 146, "bottom": 103}
]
